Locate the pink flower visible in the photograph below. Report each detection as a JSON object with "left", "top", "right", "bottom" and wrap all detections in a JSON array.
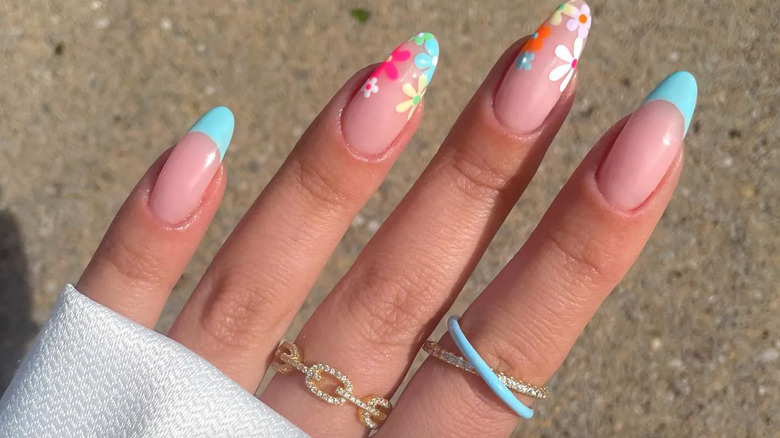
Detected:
[
  {"left": 372, "top": 47, "right": 411, "bottom": 80},
  {"left": 566, "top": 4, "right": 592, "bottom": 39}
]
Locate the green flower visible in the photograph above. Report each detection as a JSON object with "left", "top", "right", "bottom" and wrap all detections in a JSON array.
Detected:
[
  {"left": 410, "top": 32, "right": 435, "bottom": 46},
  {"left": 550, "top": 1, "right": 577, "bottom": 25}
]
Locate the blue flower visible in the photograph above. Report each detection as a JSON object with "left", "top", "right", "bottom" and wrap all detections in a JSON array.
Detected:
[
  {"left": 514, "top": 52, "right": 534, "bottom": 71},
  {"left": 414, "top": 37, "right": 439, "bottom": 82}
]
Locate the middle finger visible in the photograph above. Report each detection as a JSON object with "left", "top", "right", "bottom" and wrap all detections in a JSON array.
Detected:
[{"left": 262, "top": 3, "right": 591, "bottom": 435}]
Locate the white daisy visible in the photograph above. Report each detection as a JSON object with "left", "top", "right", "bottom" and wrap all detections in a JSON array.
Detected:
[
  {"left": 549, "top": 38, "right": 584, "bottom": 92},
  {"left": 362, "top": 77, "right": 379, "bottom": 98}
]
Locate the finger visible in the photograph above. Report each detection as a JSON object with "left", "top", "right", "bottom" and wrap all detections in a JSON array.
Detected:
[
  {"left": 381, "top": 72, "right": 697, "bottom": 437},
  {"left": 262, "top": 3, "right": 591, "bottom": 434},
  {"left": 167, "top": 33, "right": 437, "bottom": 391},
  {"left": 77, "top": 107, "right": 234, "bottom": 328}
]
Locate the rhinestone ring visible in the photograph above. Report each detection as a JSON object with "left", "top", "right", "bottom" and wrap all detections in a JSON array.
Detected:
[
  {"left": 445, "top": 315, "right": 538, "bottom": 418},
  {"left": 271, "top": 341, "right": 392, "bottom": 430},
  {"left": 423, "top": 340, "right": 549, "bottom": 400}
]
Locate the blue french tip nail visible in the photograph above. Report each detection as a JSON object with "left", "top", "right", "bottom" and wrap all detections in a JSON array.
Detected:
[
  {"left": 188, "top": 106, "right": 235, "bottom": 160},
  {"left": 643, "top": 71, "right": 698, "bottom": 136}
]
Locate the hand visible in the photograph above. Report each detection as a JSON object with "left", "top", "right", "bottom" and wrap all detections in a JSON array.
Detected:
[{"left": 75, "top": 1, "right": 696, "bottom": 436}]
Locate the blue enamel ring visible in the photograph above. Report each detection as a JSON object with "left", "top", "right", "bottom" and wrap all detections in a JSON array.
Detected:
[{"left": 447, "top": 315, "right": 535, "bottom": 419}]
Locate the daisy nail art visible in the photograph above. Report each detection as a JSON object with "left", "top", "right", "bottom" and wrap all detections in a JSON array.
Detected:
[
  {"left": 343, "top": 32, "right": 440, "bottom": 156},
  {"left": 362, "top": 77, "right": 379, "bottom": 98},
  {"left": 494, "top": 0, "right": 591, "bottom": 132},
  {"left": 550, "top": 37, "right": 584, "bottom": 92}
]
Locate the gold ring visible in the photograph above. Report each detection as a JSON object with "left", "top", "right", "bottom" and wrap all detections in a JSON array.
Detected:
[
  {"left": 423, "top": 340, "right": 550, "bottom": 400},
  {"left": 271, "top": 341, "right": 392, "bottom": 430}
]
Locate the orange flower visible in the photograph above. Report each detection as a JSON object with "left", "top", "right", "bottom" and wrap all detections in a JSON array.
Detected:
[{"left": 523, "top": 25, "right": 551, "bottom": 52}]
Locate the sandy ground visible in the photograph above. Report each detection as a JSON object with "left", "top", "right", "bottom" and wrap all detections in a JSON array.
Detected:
[{"left": 0, "top": 0, "right": 777, "bottom": 436}]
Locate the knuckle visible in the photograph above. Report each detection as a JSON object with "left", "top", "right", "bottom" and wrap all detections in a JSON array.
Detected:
[
  {"left": 343, "top": 263, "right": 443, "bottom": 349},
  {"left": 289, "top": 155, "right": 351, "bottom": 210},
  {"left": 197, "top": 272, "right": 279, "bottom": 351},
  {"left": 96, "top": 234, "right": 165, "bottom": 288},
  {"left": 447, "top": 149, "right": 514, "bottom": 204},
  {"left": 491, "top": 331, "right": 552, "bottom": 380},
  {"left": 478, "top": 223, "right": 625, "bottom": 379},
  {"left": 542, "top": 223, "right": 619, "bottom": 290},
  {"left": 490, "top": 304, "right": 573, "bottom": 376}
]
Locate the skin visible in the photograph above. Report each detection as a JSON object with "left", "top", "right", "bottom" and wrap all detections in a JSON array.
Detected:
[{"left": 76, "top": 36, "right": 684, "bottom": 437}]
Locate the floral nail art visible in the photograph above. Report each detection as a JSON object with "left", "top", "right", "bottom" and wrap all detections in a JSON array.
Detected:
[
  {"left": 411, "top": 32, "right": 435, "bottom": 46},
  {"left": 549, "top": 38, "right": 583, "bottom": 92},
  {"left": 414, "top": 36, "right": 439, "bottom": 82},
  {"left": 514, "top": 1, "right": 589, "bottom": 88},
  {"left": 515, "top": 52, "right": 535, "bottom": 71},
  {"left": 566, "top": 3, "right": 592, "bottom": 38},
  {"left": 384, "top": 33, "right": 438, "bottom": 119},
  {"left": 357, "top": 33, "right": 437, "bottom": 120},
  {"left": 362, "top": 77, "right": 379, "bottom": 98},
  {"left": 372, "top": 47, "right": 411, "bottom": 80},
  {"left": 396, "top": 75, "right": 428, "bottom": 120},
  {"left": 550, "top": 1, "right": 578, "bottom": 26},
  {"left": 493, "top": 1, "right": 591, "bottom": 132},
  {"left": 514, "top": 24, "right": 550, "bottom": 71},
  {"left": 344, "top": 33, "right": 439, "bottom": 155},
  {"left": 547, "top": 1, "right": 590, "bottom": 91},
  {"left": 525, "top": 25, "right": 551, "bottom": 52}
]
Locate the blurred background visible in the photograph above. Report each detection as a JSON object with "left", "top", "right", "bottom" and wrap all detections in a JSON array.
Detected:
[{"left": 0, "top": 0, "right": 777, "bottom": 436}]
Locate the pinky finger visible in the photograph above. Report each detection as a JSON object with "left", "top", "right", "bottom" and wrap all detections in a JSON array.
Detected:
[{"left": 77, "top": 107, "right": 234, "bottom": 328}]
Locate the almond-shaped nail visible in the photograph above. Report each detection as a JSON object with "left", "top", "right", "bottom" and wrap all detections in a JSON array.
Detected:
[
  {"left": 494, "top": 0, "right": 591, "bottom": 132},
  {"left": 149, "top": 106, "right": 235, "bottom": 224},
  {"left": 597, "top": 71, "right": 698, "bottom": 210},
  {"left": 343, "top": 32, "right": 439, "bottom": 156}
]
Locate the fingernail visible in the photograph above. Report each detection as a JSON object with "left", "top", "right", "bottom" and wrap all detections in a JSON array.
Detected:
[
  {"left": 342, "top": 32, "right": 439, "bottom": 156},
  {"left": 149, "top": 106, "right": 235, "bottom": 224},
  {"left": 597, "top": 71, "right": 698, "bottom": 210},
  {"left": 494, "top": 0, "right": 591, "bottom": 132}
]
